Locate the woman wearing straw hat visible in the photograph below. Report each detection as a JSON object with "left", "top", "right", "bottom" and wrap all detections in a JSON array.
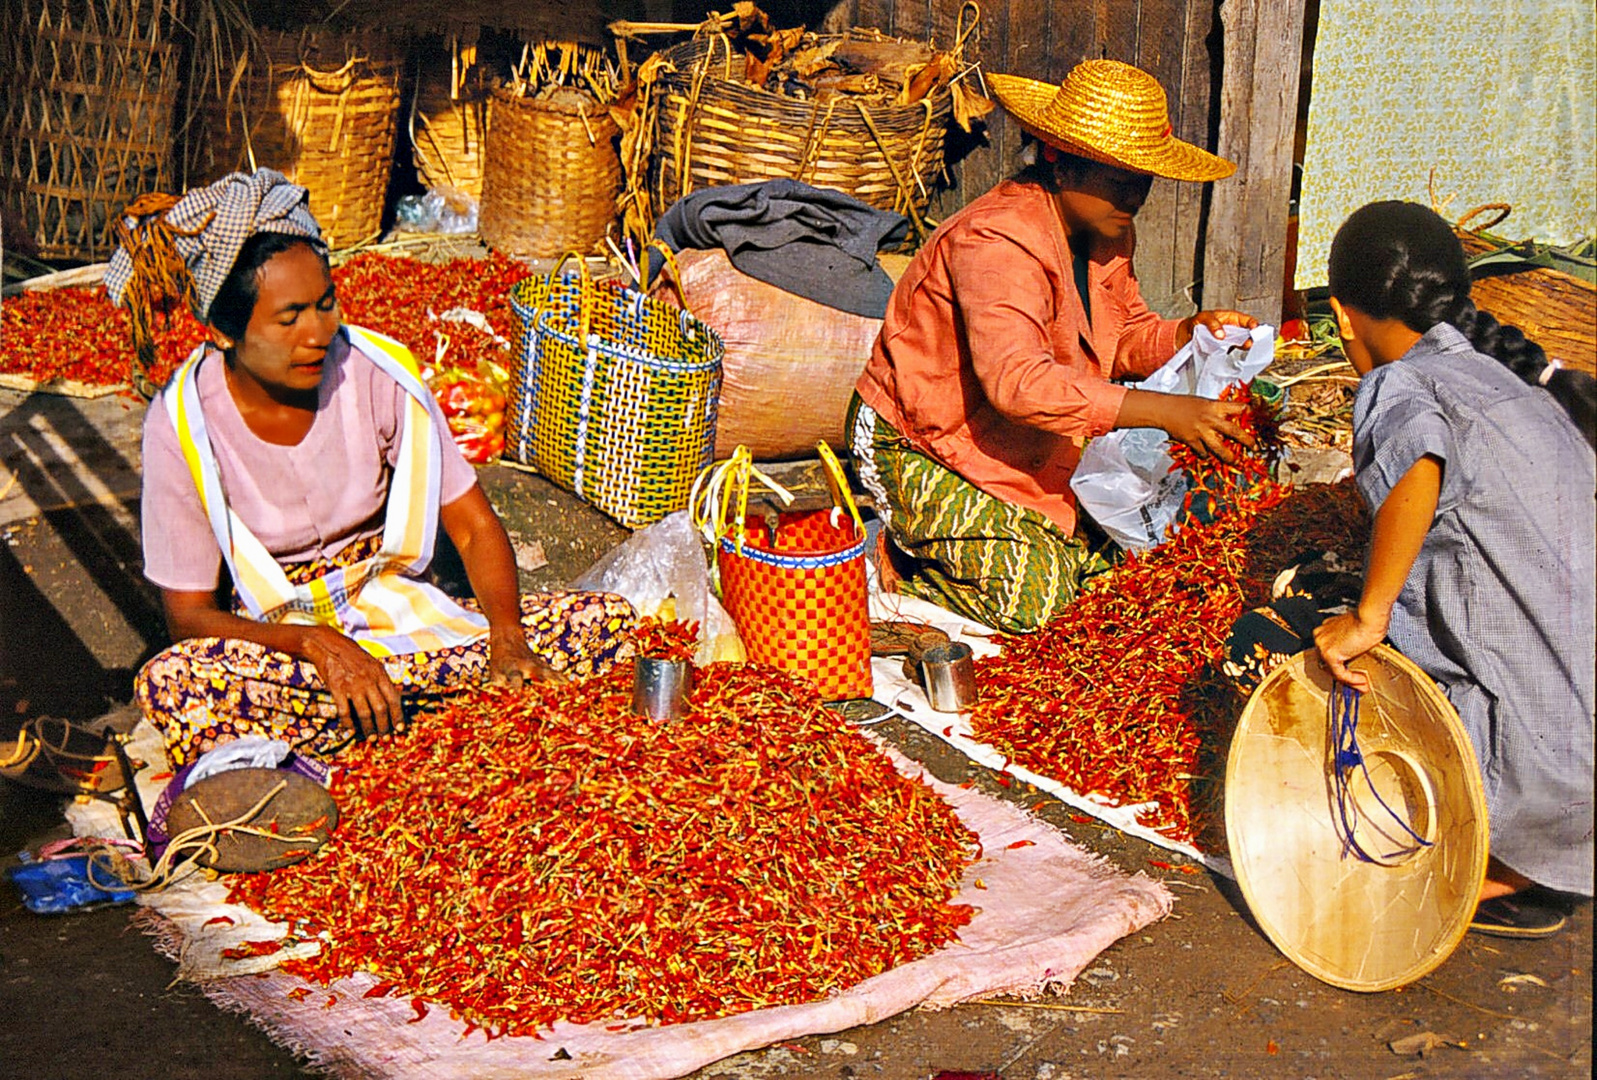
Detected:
[
  {"left": 109, "top": 170, "right": 635, "bottom": 772},
  {"left": 850, "top": 59, "right": 1257, "bottom": 632}
]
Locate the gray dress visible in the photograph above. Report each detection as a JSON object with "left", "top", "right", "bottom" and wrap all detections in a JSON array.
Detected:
[{"left": 1353, "top": 324, "right": 1595, "bottom": 896}]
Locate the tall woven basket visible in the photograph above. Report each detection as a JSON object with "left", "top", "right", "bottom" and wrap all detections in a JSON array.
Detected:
[
  {"left": 186, "top": 30, "right": 402, "bottom": 249},
  {"left": 479, "top": 85, "right": 623, "bottom": 258},
  {"left": 411, "top": 53, "right": 491, "bottom": 202},
  {"left": 0, "top": 0, "right": 182, "bottom": 261},
  {"left": 633, "top": 30, "right": 954, "bottom": 235}
]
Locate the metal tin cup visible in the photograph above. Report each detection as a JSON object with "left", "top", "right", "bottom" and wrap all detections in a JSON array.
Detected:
[
  {"left": 920, "top": 641, "right": 978, "bottom": 713},
  {"left": 631, "top": 657, "right": 693, "bottom": 721}
]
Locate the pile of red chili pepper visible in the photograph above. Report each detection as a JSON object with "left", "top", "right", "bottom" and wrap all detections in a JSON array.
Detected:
[
  {"left": 227, "top": 633, "right": 977, "bottom": 1036},
  {"left": 1, "top": 252, "right": 533, "bottom": 390},
  {"left": 969, "top": 393, "right": 1369, "bottom": 845}
]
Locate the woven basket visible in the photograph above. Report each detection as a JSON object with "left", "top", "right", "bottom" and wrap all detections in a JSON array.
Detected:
[
  {"left": 479, "top": 85, "right": 623, "bottom": 259},
  {"left": 507, "top": 252, "right": 723, "bottom": 527},
  {"left": 186, "top": 29, "right": 402, "bottom": 249},
  {"left": 1454, "top": 209, "right": 1596, "bottom": 376},
  {"left": 411, "top": 56, "right": 491, "bottom": 202},
  {"left": 0, "top": 0, "right": 181, "bottom": 261},
  {"left": 634, "top": 31, "right": 954, "bottom": 235}
]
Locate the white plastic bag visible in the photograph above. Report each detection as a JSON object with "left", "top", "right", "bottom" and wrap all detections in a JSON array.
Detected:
[
  {"left": 1070, "top": 324, "right": 1276, "bottom": 551},
  {"left": 572, "top": 511, "right": 744, "bottom": 665}
]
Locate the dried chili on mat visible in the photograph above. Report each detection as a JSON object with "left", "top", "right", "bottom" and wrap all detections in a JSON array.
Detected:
[
  {"left": 970, "top": 397, "right": 1368, "bottom": 845},
  {"left": 228, "top": 629, "right": 976, "bottom": 1036},
  {"left": 1, "top": 253, "right": 533, "bottom": 390}
]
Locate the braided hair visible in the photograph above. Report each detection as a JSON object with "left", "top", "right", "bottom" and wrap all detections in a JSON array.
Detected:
[{"left": 1328, "top": 201, "right": 1595, "bottom": 448}]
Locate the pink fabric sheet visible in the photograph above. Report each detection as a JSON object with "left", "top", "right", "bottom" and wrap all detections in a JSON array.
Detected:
[{"left": 134, "top": 743, "right": 1171, "bottom": 1080}]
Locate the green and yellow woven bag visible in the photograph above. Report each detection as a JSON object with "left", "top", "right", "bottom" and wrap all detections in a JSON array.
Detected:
[{"left": 507, "top": 250, "right": 724, "bottom": 528}]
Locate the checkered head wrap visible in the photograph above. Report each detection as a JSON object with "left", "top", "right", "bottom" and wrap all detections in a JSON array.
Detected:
[{"left": 106, "top": 169, "right": 324, "bottom": 324}]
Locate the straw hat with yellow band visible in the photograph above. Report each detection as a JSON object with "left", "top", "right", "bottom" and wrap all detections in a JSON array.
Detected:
[{"left": 987, "top": 59, "right": 1234, "bottom": 183}]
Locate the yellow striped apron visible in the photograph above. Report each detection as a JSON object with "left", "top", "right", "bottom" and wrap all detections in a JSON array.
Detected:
[{"left": 166, "top": 324, "right": 489, "bottom": 657}]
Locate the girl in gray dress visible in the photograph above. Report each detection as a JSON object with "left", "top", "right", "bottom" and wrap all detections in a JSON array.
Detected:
[{"left": 1314, "top": 201, "right": 1596, "bottom": 938}]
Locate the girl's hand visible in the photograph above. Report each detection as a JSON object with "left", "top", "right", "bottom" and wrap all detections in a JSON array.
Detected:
[
  {"left": 1177, "top": 309, "right": 1258, "bottom": 347},
  {"left": 1313, "top": 608, "right": 1389, "bottom": 692},
  {"left": 300, "top": 625, "right": 403, "bottom": 738},
  {"left": 487, "top": 629, "right": 568, "bottom": 688}
]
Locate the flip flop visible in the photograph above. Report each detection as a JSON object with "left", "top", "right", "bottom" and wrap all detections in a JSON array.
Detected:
[
  {"left": 1469, "top": 894, "right": 1569, "bottom": 940},
  {"left": 164, "top": 767, "right": 338, "bottom": 873}
]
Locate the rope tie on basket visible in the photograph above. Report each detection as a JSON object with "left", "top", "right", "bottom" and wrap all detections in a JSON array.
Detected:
[
  {"left": 111, "top": 192, "right": 210, "bottom": 398},
  {"left": 853, "top": 100, "right": 927, "bottom": 240},
  {"left": 795, "top": 96, "right": 840, "bottom": 185},
  {"left": 1330, "top": 684, "right": 1433, "bottom": 863}
]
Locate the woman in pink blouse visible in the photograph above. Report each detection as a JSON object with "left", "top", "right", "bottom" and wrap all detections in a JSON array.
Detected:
[
  {"left": 850, "top": 60, "right": 1257, "bottom": 631},
  {"left": 111, "top": 171, "right": 633, "bottom": 770}
]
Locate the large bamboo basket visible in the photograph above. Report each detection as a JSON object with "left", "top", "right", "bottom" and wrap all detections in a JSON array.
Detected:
[
  {"left": 633, "top": 30, "right": 955, "bottom": 236},
  {"left": 187, "top": 29, "right": 403, "bottom": 249},
  {"left": 1226, "top": 646, "right": 1488, "bottom": 992},
  {"left": 0, "top": 0, "right": 182, "bottom": 261},
  {"left": 479, "top": 85, "right": 623, "bottom": 259},
  {"left": 411, "top": 53, "right": 491, "bottom": 202},
  {"left": 1455, "top": 211, "right": 1597, "bottom": 376}
]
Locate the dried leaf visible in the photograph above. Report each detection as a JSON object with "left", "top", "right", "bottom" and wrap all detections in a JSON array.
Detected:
[
  {"left": 952, "top": 83, "right": 995, "bottom": 133},
  {"left": 1388, "top": 1031, "right": 1455, "bottom": 1058},
  {"left": 790, "top": 41, "right": 840, "bottom": 78},
  {"left": 1498, "top": 972, "right": 1550, "bottom": 991}
]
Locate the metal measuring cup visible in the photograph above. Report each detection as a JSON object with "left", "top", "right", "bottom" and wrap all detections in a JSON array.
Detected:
[
  {"left": 919, "top": 641, "right": 978, "bottom": 713},
  {"left": 631, "top": 657, "right": 694, "bottom": 721}
]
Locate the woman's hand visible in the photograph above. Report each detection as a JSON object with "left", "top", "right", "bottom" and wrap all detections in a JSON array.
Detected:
[
  {"left": 299, "top": 625, "right": 403, "bottom": 738},
  {"left": 1312, "top": 608, "right": 1389, "bottom": 692},
  {"left": 1149, "top": 393, "right": 1255, "bottom": 463},
  {"left": 487, "top": 628, "right": 568, "bottom": 688},
  {"left": 1176, "top": 309, "right": 1259, "bottom": 348}
]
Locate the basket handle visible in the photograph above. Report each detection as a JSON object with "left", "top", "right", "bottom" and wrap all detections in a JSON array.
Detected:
[
  {"left": 691, "top": 446, "right": 796, "bottom": 555},
  {"left": 816, "top": 441, "right": 865, "bottom": 539},
  {"left": 1454, "top": 202, "right": 1512, "bottom": 234},
  {"left": 550, "top": 251, "right": 596, "bottom": 343},
  {"left": 646, "top": 239, "right": 692, "bottom": 310}
]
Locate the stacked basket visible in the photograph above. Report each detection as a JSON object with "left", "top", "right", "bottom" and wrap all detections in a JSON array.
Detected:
[
  {"left": 0, "top": 0, "right": 182, "bottom": 261},
  {"left": 186, "top": 29, "right": 403, "bottom": 249},
  {"left": 479, "top": 43, "right": 623, "bottom": 259},
  {"left": 411, "top": 46, "right": 492, "bottom": 204}
]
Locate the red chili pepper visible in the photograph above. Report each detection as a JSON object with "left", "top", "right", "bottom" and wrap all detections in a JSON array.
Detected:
[
  {"left": 231, "top": 620, "right": 978, "bottom": 1037},
  {"left": 408, "top": 1000, "right": 429, "bottom": 1024},
  {"left": 1005, "top": 840, "right": 1035, "bottom": 850},
  {"left": 203, "top": 916, "right": 236, "bottom": 928}
]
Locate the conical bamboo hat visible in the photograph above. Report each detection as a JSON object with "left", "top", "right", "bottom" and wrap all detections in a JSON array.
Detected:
[{"left": 1226, "top": 645, "right": 1489, "bottom": 992}]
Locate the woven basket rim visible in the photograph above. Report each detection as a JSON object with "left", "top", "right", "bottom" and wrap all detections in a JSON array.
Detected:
[{"left": 654, "top": 31, "right": 954, "bottom": 121}]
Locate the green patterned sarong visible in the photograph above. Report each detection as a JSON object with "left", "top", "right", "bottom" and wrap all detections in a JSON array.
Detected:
[{"left": 847, "top": 396, "right": 1110, "bottom": 633}]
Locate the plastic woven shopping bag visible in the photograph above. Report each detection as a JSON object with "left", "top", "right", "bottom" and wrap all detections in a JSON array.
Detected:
[
  {"left": 696, "top": 444, "right": 873, "bottom": 700},
  {"left": 507, "top": 247, "right": 724, "bottom": 527}
]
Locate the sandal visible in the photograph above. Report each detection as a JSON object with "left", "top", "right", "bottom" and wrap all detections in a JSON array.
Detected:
[{"left": 1469, "top": 893, "right": 1569, "bottom": 939}]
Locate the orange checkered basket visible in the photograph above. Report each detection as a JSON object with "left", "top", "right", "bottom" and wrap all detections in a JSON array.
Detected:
[{"left": 699, "top": 445, "right": 873, "bottom": 700}]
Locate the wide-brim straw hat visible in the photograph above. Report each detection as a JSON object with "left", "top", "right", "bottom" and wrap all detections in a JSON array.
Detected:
[
  {"left": 987, "top": 60, "right": 1234, "bottom": 182},
  {"left": 1225, "top": 645, "right": 1488, "bottom": 992}
]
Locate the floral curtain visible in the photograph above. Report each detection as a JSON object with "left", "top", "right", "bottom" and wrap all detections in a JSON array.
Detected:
[{"left": 1294, "top": 0, "right": 1596, "bottom": 289}]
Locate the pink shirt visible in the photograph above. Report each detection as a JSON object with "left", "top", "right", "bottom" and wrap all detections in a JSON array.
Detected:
[
  {"left": 856, "top": 179, "right": 1180, "bottom": 533},
  {"left": 141, "top": 329, "right": 479, "bottom": 592}
]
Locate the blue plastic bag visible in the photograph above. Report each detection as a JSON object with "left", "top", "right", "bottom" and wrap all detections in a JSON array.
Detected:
[{"left": 6, "top": 853, "right": 135, "bottom": 914}]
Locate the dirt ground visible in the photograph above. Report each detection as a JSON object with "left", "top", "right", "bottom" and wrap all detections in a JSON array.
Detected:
[{"left": 1, "top": 387, "right": 1590, "bottom": 1080}]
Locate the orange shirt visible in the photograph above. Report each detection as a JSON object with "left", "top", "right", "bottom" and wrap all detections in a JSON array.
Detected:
[{"left": 856, "top": 178, "right": 1180, "bottom": 534}]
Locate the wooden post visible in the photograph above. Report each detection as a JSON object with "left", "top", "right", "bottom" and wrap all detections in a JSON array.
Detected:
[{"left": 1202, "top": 0, "right": 1307, "bottom": 322}]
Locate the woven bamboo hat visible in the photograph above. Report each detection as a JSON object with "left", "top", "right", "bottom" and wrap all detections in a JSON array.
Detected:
[
  {"left": 987, "top": 60, "right": 1234, "bottom": 182},
  {"left": 1225, "top": 645, "right": 1488, "bottom": 992}
]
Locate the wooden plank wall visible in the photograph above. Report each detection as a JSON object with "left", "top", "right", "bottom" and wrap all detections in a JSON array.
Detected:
[{"left": 830, "top": 0, "right": 1220, "bottom": 316}]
